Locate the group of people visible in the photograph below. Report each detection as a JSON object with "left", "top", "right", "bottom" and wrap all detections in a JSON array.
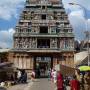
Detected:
[
  {"left": 48, "top": 68, "right": 90, "bottom": 90},
  {"left": 48, "top": 69, "right": 64, "bottom": 90},
  {"left": 75, "top": 69, "right": 90, "bottom": 90},
  {"left": 17, "top": 69, "right": 27, "bottom": 84}
]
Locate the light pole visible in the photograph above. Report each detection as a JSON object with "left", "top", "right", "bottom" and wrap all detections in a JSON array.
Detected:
[{"left": 69, "top": 3, "right": 90, "bottom": 66}]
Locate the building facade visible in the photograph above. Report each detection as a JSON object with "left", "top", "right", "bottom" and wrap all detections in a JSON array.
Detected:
[{"left": 9, "top": 0, "right": 74, "bottom": 75}]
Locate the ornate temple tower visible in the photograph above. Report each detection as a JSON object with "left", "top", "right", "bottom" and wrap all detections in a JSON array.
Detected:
[{"left": 9, "top": 0, "right": 74, "bottom": 75}]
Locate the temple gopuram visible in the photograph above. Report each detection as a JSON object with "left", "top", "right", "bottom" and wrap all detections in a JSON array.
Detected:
[{"left": 9, "top": 0, "right": 74, "bottom": 76}]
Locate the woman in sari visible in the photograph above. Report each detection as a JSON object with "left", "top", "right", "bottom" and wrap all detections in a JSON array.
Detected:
[{"left": 57, "top": 71, "right": 64, "bottom": 90}]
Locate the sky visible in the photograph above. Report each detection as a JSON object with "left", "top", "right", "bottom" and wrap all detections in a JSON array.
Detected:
[{"left": 0, "top": 0, "right": 90, "bottom": 48}]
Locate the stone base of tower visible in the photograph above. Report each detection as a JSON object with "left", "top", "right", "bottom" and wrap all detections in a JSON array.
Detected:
[{"left": 8, "top": 51, "right": 74, "bottom": 71}]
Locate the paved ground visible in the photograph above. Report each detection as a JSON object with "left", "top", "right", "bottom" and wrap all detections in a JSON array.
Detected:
[
  {"left": 30, "top": 79, "right": 55, "bottom": 90},
  {"left": 7, "top": 81, "right": 33, "bottom": 90},
  {"left": 7, "top": 79, "right": 55, "bottom": 90}
]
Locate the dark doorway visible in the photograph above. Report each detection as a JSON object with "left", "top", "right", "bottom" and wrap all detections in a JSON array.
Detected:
[
  {"left": 42, "top": 6, "right": 45, "bottom": 9},
  {"left": 34, "top": 57, "right": 53, "bottom": 78},
  {"left": 37, "top": 39, "right": 50, "bottom": 48},
  {"left": 41, "top": 14, "right": 46, "bottom": 20},
  {"left": 40, "top": 26, "right": 48, "bottom": 33}
]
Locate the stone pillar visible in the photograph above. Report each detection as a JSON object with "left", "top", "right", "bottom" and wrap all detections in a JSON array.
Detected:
[
  {"left": 62, "top": 56, "right": 66, "bottom": 65},
  {"left": 18, "top": 56, "right": 23, "bottom": 69},
  {"left": 31, "top": 38, "right": 37, "bottom": 48},
  {"left": 50, "top": 38, "right": 57, "bottom": 48},
  {"left": 58, "top": 55, "right": 63, "bottom": 65},
  {"left": 60, "top": 38, "right": 64, "bottom": 49},
  {"left": 14, "top": 56, "right": 19, "bottom": 68},
  {"left": 23, "top": 56, "right": 27, "bottom": 69},
  {"left": 30, "top": 57, "right": 34, "bottom": 70},
  {"left": 26, "top": 56, "right": 30, "bottom": 69},
  {"left": 53, "top": 57, "right": 57, "bottom": 67},
  {"left": 70, "top": 56, "right": 74, "bottom": 68},
  {"left": 65, "top": 55, "right": 68, "bottom": 66},
  {"left": 21, "top": 56, "right": 24, "bottom": 69}
]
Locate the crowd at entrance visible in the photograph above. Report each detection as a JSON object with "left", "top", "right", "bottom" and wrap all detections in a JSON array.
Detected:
[
  {"left": 0, "top": 68, "right": 90, "bottom": 90},
  {"left": 0, "top": 64, "right": 90, "bottom": 90},
  {"left": 34, "top": 56, "right": 52, "bottom": 78},
  {"left": 47, "top": 68, "right": 90, "bottom": 90}
]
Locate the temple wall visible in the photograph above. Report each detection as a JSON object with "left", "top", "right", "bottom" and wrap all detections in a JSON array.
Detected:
[
  {"left": 8, "top": 52, "right": 74, "bottom": 70},
  {"left": 8, "top": 52, "right": 34, "bottom": 70}
]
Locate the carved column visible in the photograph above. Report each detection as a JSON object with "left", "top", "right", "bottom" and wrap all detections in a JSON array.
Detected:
[
  {"left": 31, "top": 38, "right": 37, "bottom": 48},
  {"left": 53, "top": 57, "right": 57, "bottom": 67},
  {"left": 18, "top": 56, "right": 23, "bottom": 69},
  {"left": 50, "top": 38, "right": 57, "bottom": 48},
  {"left": 29, "top": 56, "right": 33, "bottom": 70},
  {"left": 13, "top": 56, "right": 18, "bottom": 67},
  {"left": 14, "top": 38, "right": 19, "bottom": 49},
  {"left": 70, "top": 56, "right": 74, "bottom": 67},
  {"left": 26, "top": 56, "right": 30, "bottom": 69},
  {"left": 61, "top": 55, "right": 66, "bottom": 65},
  {"left": 60, "top": 38, "right": 64, "bottom": 49},
  {"left": 23, "top": 56, "right": 27, "bottom": 69},
  {"left": 66, "top": 55, "right": 69, "bottom": 66},
  {"left": 21, "top": 56, "right": 24, "bottom": 69}
]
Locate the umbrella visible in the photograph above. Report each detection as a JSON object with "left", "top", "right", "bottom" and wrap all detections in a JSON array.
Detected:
[{"left": 78, "top": 66, "right": 90, "bottom": 71}]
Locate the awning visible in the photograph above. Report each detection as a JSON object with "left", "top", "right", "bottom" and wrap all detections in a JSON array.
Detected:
[{"left": 0, "top": 62, "right": 13, "bottom": 68}]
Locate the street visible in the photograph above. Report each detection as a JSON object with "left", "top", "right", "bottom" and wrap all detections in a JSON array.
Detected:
[
  {"left": 7, "top": 79, "right": 56, "bottom": 90},
  {"left": 7, "top": 81, "right": 33, "bottom": 90}
]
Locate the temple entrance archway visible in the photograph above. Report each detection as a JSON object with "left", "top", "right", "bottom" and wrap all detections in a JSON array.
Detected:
[{"left": 34, "top": 56, "right": 53, "bottom": 78}]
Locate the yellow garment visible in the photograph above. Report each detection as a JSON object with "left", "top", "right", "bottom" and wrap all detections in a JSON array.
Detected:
[
  {"left": 76, "top": 74, "right": 82, "bottom": 83},
  {"left": 84, "top": 74, "right": 90, "bottom": 85}
]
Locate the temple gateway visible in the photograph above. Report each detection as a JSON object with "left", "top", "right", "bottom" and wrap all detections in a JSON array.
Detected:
[{"left": 9, "top": 0, "right": 74, "bottom": 76}]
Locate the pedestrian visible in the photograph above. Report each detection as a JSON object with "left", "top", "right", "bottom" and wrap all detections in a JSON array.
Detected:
[
  {"left": 56, "top": 71, "right": 64, "bottom": 90},
  {"left": 75, "top": 69, "right": 84, "bottom": 90},
  {"left": 51, "top": 69, "right": 54, "bottom": 81},
  {"left": 47, "top": 69, "right": 51, "bottom": 80},
  {"left": 64, "top": 76, "right": 70, "bottom": 90},
  {"left": 84, "top": 71, "right": 90, "bottom": 90},
  {"left": 21, "top": 70, "right": 27, "bottom": 83},
  {"left": 0, "top": 82, "right": 6, "bottom": 90},
  {"left": 70, "top": 75, "right": 80, "bottom": 90},
  {"left": 52, "top": 69, "right": 57, "bottom": 84},
  {"left": 17, "top": 69, "right": 22, "bottom": 83},
  {"left": 31, "top": 70, "right": 35, "bottom": 81}
]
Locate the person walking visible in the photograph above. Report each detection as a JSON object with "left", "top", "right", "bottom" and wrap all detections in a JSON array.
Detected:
[
  {"left": 17, "top": 69, "right": 22, "bottom": 83},
  {"left": 0, "top": 82, "right": 6, "bottom": 90},
  {"left": 70, "top": 75, "right": 80, "bottom": 90},
  {"left": 31, "top": 70, "right": 35, "bottom": 81},
  {"left": 47, "top": 69, "right": 51, "bottom": 80},
  {"left": 21, "top": 70, "right": 27, "bottom": 83},
  {"left": 75, "top": 69, "right": 84, "bottom": 90},
  {"left": 56, "top": 71, "right": 64, "bottom": 90},
  {"left": 84, "top": 71, "right": 90, "bottom": 90},
  {"left": 51, "top": 69, "right": 54, "bottom": 81},
  {"left": 52, "top": 69, "right": 57, "bottom": 84}
]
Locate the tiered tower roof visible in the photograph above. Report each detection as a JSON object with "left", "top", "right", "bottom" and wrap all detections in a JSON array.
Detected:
[{"left": 13, "top": 0, "right": 74, "bottom": 52}]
